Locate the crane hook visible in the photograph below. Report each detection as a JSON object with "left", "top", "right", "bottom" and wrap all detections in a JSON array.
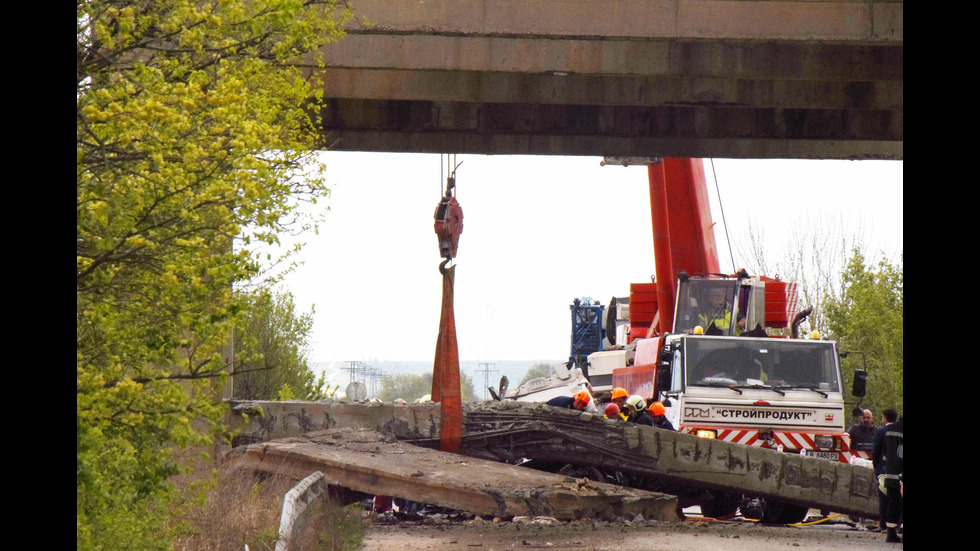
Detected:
[{"left": 433, "top": 163, "right": 464, "bottom": 262}]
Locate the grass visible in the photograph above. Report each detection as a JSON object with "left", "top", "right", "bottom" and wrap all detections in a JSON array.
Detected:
[{"left": 168, "top": 444, "right": 366, "bottom": 551}]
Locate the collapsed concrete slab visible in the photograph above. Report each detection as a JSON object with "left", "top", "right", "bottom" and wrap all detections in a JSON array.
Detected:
[
  {"left": 222, "top": 427, "right": 680, "bottom": 522},
  {"left": 227, "top": 399, "right": 442, "bottom": 445},
  {"left": 226, "top": 399, "right": 878, "bottom": 519},
  {"left": 443, "top": 401, "right": 880, "bottom": 519}
]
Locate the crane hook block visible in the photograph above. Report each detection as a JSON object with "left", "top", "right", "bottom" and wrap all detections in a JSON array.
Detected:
[{"left": 434, "top": 194, "right": 463, "bottom": 259}]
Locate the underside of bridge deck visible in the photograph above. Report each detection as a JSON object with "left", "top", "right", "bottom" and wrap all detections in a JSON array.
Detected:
[{"left": 308, "top": 0, "right": 903, "bottom": 159}]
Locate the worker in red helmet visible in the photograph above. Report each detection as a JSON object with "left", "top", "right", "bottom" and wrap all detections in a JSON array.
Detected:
[
  {"left": 647, "top": 401, "right": 676, "bottom": 431},
  {"left": 604, "top": 402, "right": 625, "bottom": 421}
]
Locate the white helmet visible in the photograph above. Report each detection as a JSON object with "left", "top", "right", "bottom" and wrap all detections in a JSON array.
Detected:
[{"left": 625, "top": 394, "right": 647, "bottom": 412}]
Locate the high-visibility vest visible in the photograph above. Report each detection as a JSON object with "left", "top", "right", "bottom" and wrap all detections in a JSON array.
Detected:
[{"left": 699, "top": 304, "right": 732, "bottom": 330}]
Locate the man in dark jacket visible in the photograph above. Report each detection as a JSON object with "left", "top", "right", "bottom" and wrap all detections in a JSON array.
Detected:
[
  {"left": 624, "top": 395, "right": 655, "bottom": 426},
  {"left": 848, "top": 409, "right": 877, "bottom": 451},
  {"left": 871, "top": 409, "right": 899, "bottom": 536},
  {"left": 648, "top": 401, "right": 676, "bottom": 430},
  {"left": 880, "top": 416, "right": 903, "bottom": 543},
  {"left": 545, "top": 391, "right": 593, "bottom": 412}
]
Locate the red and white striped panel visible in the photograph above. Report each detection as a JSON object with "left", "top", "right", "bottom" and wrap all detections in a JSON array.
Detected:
[
  {"left": 840, "top": 434, "right": 873, "bottom": 461},
  {"left": 716, "top": 428, "right": 763, "bottom": 447},
  {"left": 773, "top": 430, "right": 818, "bottom": 451},
  {"left": 711, "top": 428, "right": 852, "bottom": 462}
]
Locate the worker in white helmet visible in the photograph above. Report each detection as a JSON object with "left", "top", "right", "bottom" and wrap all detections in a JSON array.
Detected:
[{"left": 623, "top": 395, "right": 654, "bottom": 426}]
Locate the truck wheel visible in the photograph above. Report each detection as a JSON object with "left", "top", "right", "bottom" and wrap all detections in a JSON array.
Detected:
[
  {"left": 699, "top": 492, "right": 739, "bottom": 519},
  {"left": 763, "top": 501, "right": 809, "bottom": 524},
  {"left": 777, "top": 504, "right": 810, "bottom": 524}
]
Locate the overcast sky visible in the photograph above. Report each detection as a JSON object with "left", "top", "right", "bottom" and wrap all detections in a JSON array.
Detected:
[{"left": 271, "top": 153, "right": 903, "bottom": 365}]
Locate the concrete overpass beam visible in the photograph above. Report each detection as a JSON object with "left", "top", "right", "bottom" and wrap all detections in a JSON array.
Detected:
[
  {"left": 342, "top": 1, "right": 901, "bottom": 43},
  {"left": 307, "top": 0, "right": 902, "bottom": 158}
]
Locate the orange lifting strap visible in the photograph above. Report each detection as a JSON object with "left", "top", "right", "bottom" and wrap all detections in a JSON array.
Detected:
[
  {"left": 432, "top": 261, "right": 462, "bottom": 453},
  {"left": 431, "top": 162, "right": 463, "bottom": 453}
]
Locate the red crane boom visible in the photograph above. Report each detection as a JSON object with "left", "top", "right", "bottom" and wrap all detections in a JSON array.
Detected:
[{"left": 630, "top": 158, "right": 721, "bottom": 341}]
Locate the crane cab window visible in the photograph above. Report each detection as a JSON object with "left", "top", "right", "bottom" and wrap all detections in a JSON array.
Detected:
[{"left": 674, "top": 279, "right": 739, "bottom": 335}]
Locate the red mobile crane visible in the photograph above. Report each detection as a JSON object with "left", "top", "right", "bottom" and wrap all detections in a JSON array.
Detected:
[
  {"left": 606, "top": 158, "right": 868, "bottom": 523},
  {"left": 474, "top": 157, "right": 869, "bottom": 522}
]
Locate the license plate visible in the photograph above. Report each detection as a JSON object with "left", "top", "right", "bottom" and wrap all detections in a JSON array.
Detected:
[{"left": 804, "top": 451, "right": 839, "bottom": 461}]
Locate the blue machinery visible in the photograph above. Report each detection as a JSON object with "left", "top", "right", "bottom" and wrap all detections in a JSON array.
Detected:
[{"left": 569, "top": 297, "right": 605, "bottom": 374}]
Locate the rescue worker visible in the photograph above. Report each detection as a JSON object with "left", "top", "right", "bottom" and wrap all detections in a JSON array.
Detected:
[
  {"left": 872, "top": 408, "right": 898, "bottom": 532},
  {"left": 623, "top": 395, "right": 654, "bottom": 426},
  {"left": 647, "top": 401, "right": 675, "bottom": 430},
  {"left": 880, "top": 416, "right": 903, "bottom": 543},
  {"left": 546, "top": 390, "right": 596, "bottom": 413},
  {"left": 545, "top": 395, "right": 575, "bottom": 409},
  {"left": 574, "top": 390, "right": 597, "bottom": 413},
  {"left": 604, "top": 402, "right": 624, "bottom": 420},
  {"left": 610, "top": 387, "right": 629, "bottom": 410}
]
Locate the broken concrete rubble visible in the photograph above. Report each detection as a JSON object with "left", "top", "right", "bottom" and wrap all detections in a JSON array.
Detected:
[
  {"left": 222, "top": 426, "right": 680, "bottom": 521},
  {"left": 225, "top": 399, "right": 878, "bottom": 519}
]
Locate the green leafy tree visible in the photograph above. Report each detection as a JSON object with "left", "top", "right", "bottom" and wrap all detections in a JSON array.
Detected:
[
  {"left": 519, "top": 363, "right": 555, "bottom": 385},
  {"left": 77, "top": 1, "right": 351, "bottom": 549},
  {"left": 377, "top": 373, "right": 432, "bottom": 402},
  {"left": 233, "top": 289, "right": 322, "bottom": 401},
  {"left": 735, "top": 216, "right": 869, "bottom": 336},
  {"left": 378, "top": 372, "right": 477, "bottom": 402},
  {"left": 823, "top": 250, "right": 903, "bottom": 415},
  {"left": 460, "top": 371, "right": 478, "bottom": 402}
]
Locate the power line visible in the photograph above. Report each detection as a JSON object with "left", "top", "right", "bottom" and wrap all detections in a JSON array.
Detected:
[
  {"left": 709, "top": 158, "right": 736, "bottom": 274},
  {"left": 343, "top": 361, "right": 364, "bottom": 384},
  {"left": 343, "top": 361, "right": 388, "bottom": 399},
  {"left": 475, "top": 362, "right": 498, "bottom": 401}
]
